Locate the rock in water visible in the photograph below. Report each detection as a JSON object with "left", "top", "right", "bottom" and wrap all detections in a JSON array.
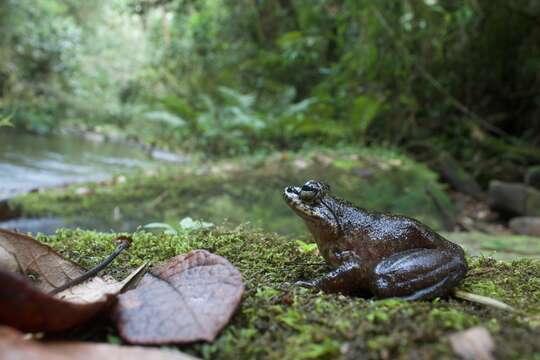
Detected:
[
  {"left": 509, "top": 216, "right": 540, "bottom": 237},
  {"left": 488, "top": 181, "right": 540, "bottom": 216}
]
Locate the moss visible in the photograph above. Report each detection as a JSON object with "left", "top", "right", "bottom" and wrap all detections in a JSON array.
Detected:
[{"left": 36, "top": 227, "right": 540, "bottom": 360}]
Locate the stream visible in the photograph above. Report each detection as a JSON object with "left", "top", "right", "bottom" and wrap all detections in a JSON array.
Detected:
[
  {"left": 0, "top": 130, "right": 183, "bottom": 233},
  {"left": 0, "top": 130, "right": 164, "bottom": 200}
]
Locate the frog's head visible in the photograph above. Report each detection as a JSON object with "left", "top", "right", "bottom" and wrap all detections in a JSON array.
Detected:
[{"left": 283, "top": 180, "right": 340, "bottom": 237}]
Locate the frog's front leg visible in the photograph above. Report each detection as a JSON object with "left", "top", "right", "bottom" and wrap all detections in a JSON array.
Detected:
[
  {"left": 296, "top": 251, "right": 370, "bottom": 295},
  {"left": 369, "top": 248, "right": 467, "bottom": 300}
]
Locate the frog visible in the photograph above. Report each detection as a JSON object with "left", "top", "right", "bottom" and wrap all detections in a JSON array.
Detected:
[{"left": 283, "top": 180, "right": 467, "bottom": 300}]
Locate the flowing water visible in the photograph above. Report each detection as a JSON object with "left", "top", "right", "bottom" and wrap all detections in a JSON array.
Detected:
[
  {"left": 0, "top": 129, "right": 182, "bottom": 233},
  {"left": 0, "top": 130, "right": 161, "bottom": 200}
]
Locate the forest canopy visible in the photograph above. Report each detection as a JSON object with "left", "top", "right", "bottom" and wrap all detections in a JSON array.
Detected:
[{"left": 1, "top": 0, "right": 539, "bottom": 176}]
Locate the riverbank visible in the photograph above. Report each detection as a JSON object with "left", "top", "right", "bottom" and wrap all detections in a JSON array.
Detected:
[
  {"left": 5, "top": 146, "right": 540, "bottom": 258},
  {"left": 6, "top": 147, "right": 453, "bottom": 234}
]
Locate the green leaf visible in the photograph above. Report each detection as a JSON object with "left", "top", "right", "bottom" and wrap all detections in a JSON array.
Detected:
[
  {"left": 295, "top": 240, "right": 318, "bottom": 254},
  {"left": 179, "top": 217, "right": 214, "bottom": 230},
  {"left": 277, "top": 31, "right": 303, "bottom": 49},
  {"left": 143, "top": 111, "right": 186, "bottom": 127},
  {"left": 218, "top": 87, "right": 255, "bottom": 108},
  {"left": 143, "top": 222, "right": 178, "bottom": 235},
  {"left": 0, "top": 114, "right": 14, "bottom": 128},
  {"left": 159, "top": 96, "right": 195, "bottom": 121},
  {"left": 350, "top": 95, "right": 381, "bottom": 135}
]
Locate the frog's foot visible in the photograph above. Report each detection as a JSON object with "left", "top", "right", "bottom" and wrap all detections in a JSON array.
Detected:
[
  {"left": 296, "top": 261, "right": 370, "bottom": 296},
  {"left": 334, "top": 250, "right": 362, "bottom": 263},
  {"left": 369, "top": 248, "right": 467, "bottom": 300}
]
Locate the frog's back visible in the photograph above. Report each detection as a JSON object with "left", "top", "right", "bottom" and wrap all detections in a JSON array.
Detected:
[{"left": 342, "top": 204, "right": 457, "bottom": 253}]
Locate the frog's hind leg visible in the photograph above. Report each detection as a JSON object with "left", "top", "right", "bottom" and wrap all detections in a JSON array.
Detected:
[{"left": 369, "top": 248, "right": 467, "bottom": 300}]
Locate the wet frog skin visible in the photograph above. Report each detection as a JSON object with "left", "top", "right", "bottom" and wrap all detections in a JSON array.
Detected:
[{"left": 283, "top": 180, "right": 467, "bottom": 300}]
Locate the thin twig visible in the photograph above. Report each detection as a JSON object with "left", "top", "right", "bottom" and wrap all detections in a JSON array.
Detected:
[
  {"left": 50, "top": 236, "right": 132, "bottom": 295},
  {"left": 454, "top": 290, "right": 515, "bottom": 312}
]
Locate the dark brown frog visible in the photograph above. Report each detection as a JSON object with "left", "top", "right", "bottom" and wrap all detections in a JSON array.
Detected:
[{"left": 283, "top": 180, "right": 467, "bottom": 300}]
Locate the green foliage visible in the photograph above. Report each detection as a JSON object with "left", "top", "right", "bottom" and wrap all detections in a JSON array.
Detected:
[
  {"left": 0, "top": 113, "right": 14, "bottom": 128},
  {"left": 2, "top": 0, "right": 540, "bottom": 172},
  {"left": 294, "top": 240, "right": 318, "bottom": 254},
  {"left": 117, "top": 0, "right": 540, "bottom": 165}
]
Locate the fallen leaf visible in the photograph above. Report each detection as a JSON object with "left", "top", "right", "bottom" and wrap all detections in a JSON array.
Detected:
[
  {"left": 115, "top": 250, "right": 244, "bottom": 344},
  {"left": 0, "top": 228, "right": 85, "bottom": 292},
  {"left": 0, "top": 264, "right": 145, "bottom": 332},
  {"left": 0, "top": 228, "right": 146, "bottom": 332},
  {"left": 55, "top": 268, "right": 144, "bottom": 304},
  {"left": 449, "top": 326, "right": 495, "bottom": 360},
  {"left": 0, "top": 326, "right": 198, "bottom": 360},
  {"left": 0, "top": 245, "right": 19, "bottom": 272}
]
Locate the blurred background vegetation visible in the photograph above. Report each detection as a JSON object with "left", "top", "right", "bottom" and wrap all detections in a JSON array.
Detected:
[{"left": 1, "top": 0, "right": 539, "bottom": 181}]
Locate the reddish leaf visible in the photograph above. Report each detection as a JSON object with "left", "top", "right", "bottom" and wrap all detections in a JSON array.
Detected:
[
  {"left": 0, "top": 229, "right": 145, "bottom": 332},
  {"left": 0, "top": 326, "right": 199, "bottom": 360},
  {"left": 0, "top": 264, "right": 145, "bottom": 332},
  {"left": 115, "top": 250, "right": 244, "bottom": 344}
]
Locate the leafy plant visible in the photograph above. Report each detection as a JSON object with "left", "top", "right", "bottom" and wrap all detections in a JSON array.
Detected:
[
  {"left": 0, "top": 114, "right": 14, "bottom": 128},
  {"left": 143, "top": 217, "right": 214, "bottom": 235}
]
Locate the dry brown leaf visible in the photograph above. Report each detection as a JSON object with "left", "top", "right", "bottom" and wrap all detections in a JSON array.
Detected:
[
  {"left": 0, "top": 228, "right": 146, "bottom": 332},
  {"left": 0, "top": 245, "right": 19, "bottom": 272},
  {"left": 0, "top": 326, "right": 199, "bottom": 360},
  {"left": 0, "top": 228, "right": 85, "bottom": 292},
  {"left": 449, "top": 326, "right": 495, "bottom": 360},
  {"left": 115, "top": 250, "right": 245, "bottom": 344},
  {"left": 0, "top": 264, "right": 145, "bottom": 332},
  {"left": 55, "top": 265, "right": 145, "bottom": 304}
]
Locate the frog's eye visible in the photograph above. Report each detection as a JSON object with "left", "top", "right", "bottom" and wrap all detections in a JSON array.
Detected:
[
  {"left": 299, "top": 188, "right": 317, "bottom": 202},
  {"left": 301, "top": 180, "right": 330, "bottom": 195},
  {"left": 300, "top": 183, "right": 320, "bottom": 202}
]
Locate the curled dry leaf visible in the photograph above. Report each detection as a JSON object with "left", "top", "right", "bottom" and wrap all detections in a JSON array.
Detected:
[
  {"left": 0, "top": 228, "right": 85, "bottom": 291},
  {"left": 115, "top": 250, "right": 245, "bottom": 344},
  {"left": 0, "top": 326, "right": 199, "bottom": 360},
  {"left": 0, "top": 228, "right": 145, "bottom": 332}
]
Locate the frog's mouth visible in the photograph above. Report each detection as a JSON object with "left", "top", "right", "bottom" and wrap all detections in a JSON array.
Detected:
[
  {"left": 284, "top": 185, "right": 343, "bottom": 239},
  {"left": 283, "top": 186, "right": 319, "bottom": 218},
  {"left": 283, "top": 186, "right": 340, "bottom": 225}
]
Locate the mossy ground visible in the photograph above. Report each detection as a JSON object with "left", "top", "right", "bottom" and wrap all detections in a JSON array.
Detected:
[{"left": 38, "top": 227, "right": 540, "bottom": 360}]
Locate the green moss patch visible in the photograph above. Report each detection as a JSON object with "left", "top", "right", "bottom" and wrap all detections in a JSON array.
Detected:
[{"left": 37, "top": 227, "right": 540, "bottom": 359}]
